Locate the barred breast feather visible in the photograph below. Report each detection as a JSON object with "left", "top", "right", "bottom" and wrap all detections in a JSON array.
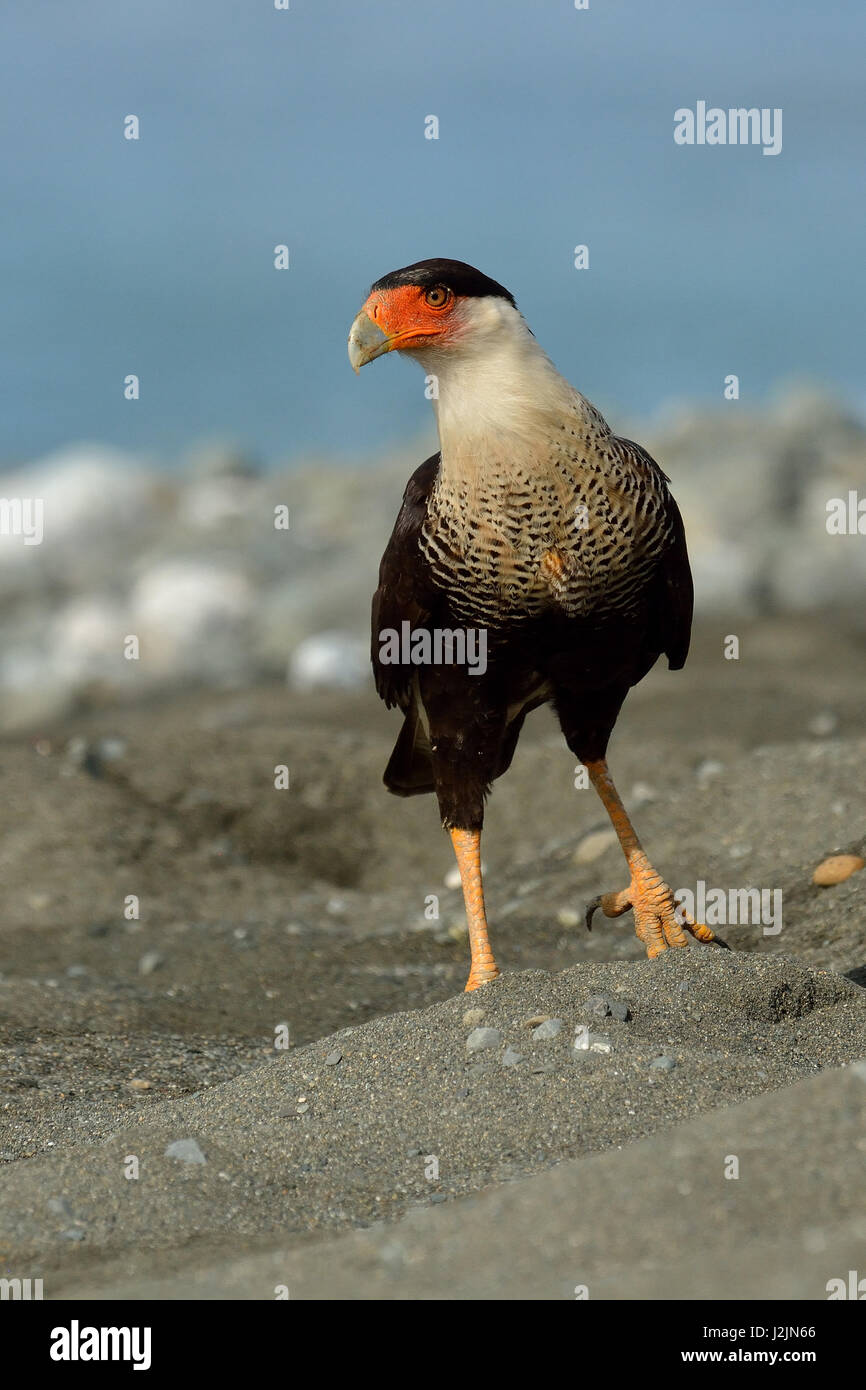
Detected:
[{"left": 419, "top": 409, "right": 677, "bottom": 631}]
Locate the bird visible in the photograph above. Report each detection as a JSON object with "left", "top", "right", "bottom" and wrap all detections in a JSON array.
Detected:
[{"left": 348, "top": 258, "right": 728, "bottom": 991}]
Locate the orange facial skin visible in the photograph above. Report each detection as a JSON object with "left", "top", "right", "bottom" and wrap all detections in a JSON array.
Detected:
[{"left": 361, "top": 283, "right": 459, "bottom": 353}]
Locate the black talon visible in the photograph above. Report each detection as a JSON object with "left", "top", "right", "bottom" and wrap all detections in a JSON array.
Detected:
[{"left": 584, "top": 896, "right": 601, "bottom": 932}]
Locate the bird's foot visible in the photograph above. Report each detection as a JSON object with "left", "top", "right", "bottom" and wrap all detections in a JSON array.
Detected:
[
  {"left": 585, "top": 862, "right": 729, "bottom": 958},
  {"left": 464, "top": 960, "right": 500, "bottom": 992}
]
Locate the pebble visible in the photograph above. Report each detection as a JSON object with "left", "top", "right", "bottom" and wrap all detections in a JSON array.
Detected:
[
  {"left": 609, "top": 1001, "right": 631, "bottom": 1022},
  {"left": 531, "top": 1018, "right": 563, "bottom": 1040},
  {"left": 430, "top": 1193, "right": 447, "bottom": 1204},
  {"left": 582, "top": 995, "right": 613, "bottom": 1018},
  {"left": 808, "top": 711, "right": 838, "bottom": 737},
  {"left": 129, "top": 1078, "right": 152, "bottom": 1091},
  {"left": 465, "top": 1027, "right": 502, "bottom": 1052},
  {"left": 324, "top": 1050, "right": 342, "bottom": 1066},
  {"left": 650, "top": 1056, "right": 677, "bottom": 1072},
  {"left": 696, "top": 758, "right": 725, "bottom": 784},
  {"left": 556, "top": 908, "right": 581, "bottom": 929},
  {"left": 59, "top": 1228, "right": 86, "bottom": 1242},
  {"left": 66, "top": 964, "right": 88, "bottom": 978},
  {"left": 574, "top": 828, "right": 618, "bottom": 864},
  {"left": 521, "top": 1014, "right": 551, "bottom": 1028},
  {"left": 164, "top": 1138, "right": 207, "bottom": 1164},
  {"left": 812, "top": 854, "right": 864, "bottom": 886},
  {"left": 462, "top": 1008, "right": 485, "bottom": 1027},
  {"left": 502, "top": 1047, "right": 525, "bottom": 1067},
  {"left": 138, "top": 951, "right": 164, "bottom": 976},
  {"left": 589, "top": 1035, "right": 613, "bottom": 1054}
]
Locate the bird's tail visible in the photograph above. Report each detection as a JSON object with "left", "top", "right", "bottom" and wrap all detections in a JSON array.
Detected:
[{"left": 383, "top": 701, "right": 435, "bottom": 796}]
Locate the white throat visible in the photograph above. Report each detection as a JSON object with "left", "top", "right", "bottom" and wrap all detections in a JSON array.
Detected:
[{"left": 410, "top": 299, "right": 584, "bottom": 464}]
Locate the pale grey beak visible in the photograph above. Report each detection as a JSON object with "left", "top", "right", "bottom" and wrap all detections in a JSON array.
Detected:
[{"left": 348, "top": 309, "right": 394, "bottom": 373}]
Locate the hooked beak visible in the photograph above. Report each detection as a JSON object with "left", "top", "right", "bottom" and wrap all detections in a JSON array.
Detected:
[{"left": 348, "top": 310, "right": 396, "bottom": 373}]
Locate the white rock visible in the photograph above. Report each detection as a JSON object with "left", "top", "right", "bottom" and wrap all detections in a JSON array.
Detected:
[{"left": 288, "top": 631, "right": 369, "bottom": 692}]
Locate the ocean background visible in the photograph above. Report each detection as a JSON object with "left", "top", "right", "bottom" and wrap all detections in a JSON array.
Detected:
[{"left": 2, "top": 0, "right": 865, "bottom": 468}]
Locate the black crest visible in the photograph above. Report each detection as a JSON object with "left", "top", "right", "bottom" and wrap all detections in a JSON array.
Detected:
[{"left": 370, "top": 258, "right": 516, "bottom": 307}]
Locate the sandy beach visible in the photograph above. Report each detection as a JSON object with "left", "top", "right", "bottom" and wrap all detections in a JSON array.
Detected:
[{"left": 1, "top": 610, "right": 865, "bottom": 1299}]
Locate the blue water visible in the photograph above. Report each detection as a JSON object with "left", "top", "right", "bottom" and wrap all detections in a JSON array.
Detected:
[{"left": 1, "top": 0, "right": 864, "bottom": 466}]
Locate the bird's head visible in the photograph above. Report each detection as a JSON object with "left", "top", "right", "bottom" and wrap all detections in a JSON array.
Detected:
[{"left": 348, "top": 258, "right": 518, "bottom": 373}]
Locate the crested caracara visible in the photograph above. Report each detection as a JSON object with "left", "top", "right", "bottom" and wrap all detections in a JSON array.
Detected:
[{"left": 349, "top": 259, "right": 727, "bottom": 991}]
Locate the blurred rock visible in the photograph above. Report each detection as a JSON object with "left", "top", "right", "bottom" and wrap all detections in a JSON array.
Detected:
[
  {"left": 288, "top": 631, "right": 370, "bottom": 693},
  {"left": 1, "top": 387, "right": 864, "bottom": 730}
]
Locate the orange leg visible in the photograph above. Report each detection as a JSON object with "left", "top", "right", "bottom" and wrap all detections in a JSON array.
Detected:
[
  {"left": 450, "top": 828, "right": 501, "bottom": 991},
  {"left": 584, "top": 758, "right": 728, "bottom": 957}
]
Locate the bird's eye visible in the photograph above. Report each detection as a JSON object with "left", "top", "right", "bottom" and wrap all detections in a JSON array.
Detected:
[{"left": 424, "top": 286, "right": 451, "bottom": 308}]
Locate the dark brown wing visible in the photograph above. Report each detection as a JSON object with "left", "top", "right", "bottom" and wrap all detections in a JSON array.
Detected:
[
  {"left": 613, "top": 436, "right": 693, "bottom": 672},
  {"left": 371, "top": 452, "right": 440, "bottom": 709},
  {"left": 656, "top": 490, "right": 693, "bottom": 670}
]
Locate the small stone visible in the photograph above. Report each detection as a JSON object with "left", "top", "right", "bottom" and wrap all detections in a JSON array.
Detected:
[
  {"left": 129, "top": 1078, "right": 152, "bottom": 1091},
  {"left": 589, "top": 1035, "right": 613, "bottom": 1053},
  {"left": 582, "top": 995, "right": 612, "bottom": 1018},
  {"left": 502, "top": 1047, "right": 525, "bottom": 1067},
  {"left": 462, "top": 1008, "right": 485, "bottom": 1027},
  {"left": 324, "top": 1050, "right": 342, "bottom": 1066},
  {"left": 556, "top": 908, "right": 581, "bottom": 929},
  {"left": 812, "top": 854, "right": 864, "bottom": 887},
  {"left": 66, "top": 964, "right": 88, "bottom": 978},
  {"left": 138, "top": 951, "right": 164, "bottom": 976},
  {"left": 48, "top": 1197, "right": 75, "bottom": 1218},
  {"left": 574, "top": 828, "right": 618, "bottom": 864},
  {"left": 808, "top": 711, "right": 838, "bottom": 737},
  {"left": 650, "top": 1056, "right": 677, "bottom": 1072},
  {"left": 59, "top": 1228, "right": 86, "bottom": 1242},
  {"left": 164, "top": 1138, "right": 207, "bottom": 1164},
  {"left": 96, "top": 736, "right": 127, "bottom": 762},
  {"left": 406, "top": 1146, "right": 422, "bottom": 1157},
  {"left": 297, "top": 1102, "right": 310, "bottom": 1114},
  {"left": 609, "top": 1001, "right": 630, "bottom": 1022},
  {"left": 466, "top": 1027, "right": 502, "bottom": 1052},
  {"left": 696, "top": 758, "right": 724, "bottom": 784},
  {"left": 532, "top": 1018, "right": 563, "bottom": 1040},
  {"left": 430, "top": 1192, "right": 447, "bottom": 1204},
  {"left": 521, "top": 1014, "right": 551, "bottom": 1029}
]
